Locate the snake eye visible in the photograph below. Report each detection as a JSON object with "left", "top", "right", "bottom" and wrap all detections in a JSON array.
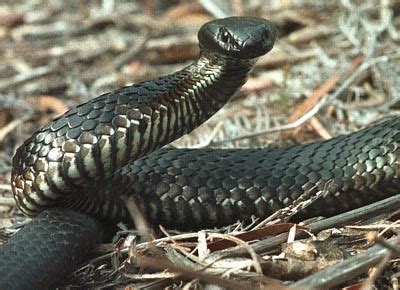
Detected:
[
  {"left": 218, "top": 27, "right": 239, "bottom": 51},
  {"left": 221, "top": 30, "right": 230, "bottom": 43}
]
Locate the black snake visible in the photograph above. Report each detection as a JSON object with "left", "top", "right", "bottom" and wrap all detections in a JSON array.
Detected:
[{"left": 0, "top": 16, "right": 399, "bottom": 289}]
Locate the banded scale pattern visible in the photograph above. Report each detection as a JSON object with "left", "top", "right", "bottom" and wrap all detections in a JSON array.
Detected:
[
  {"left": 4, "top": 16, "right": 399, "bottom": 290},
  {"left": 2, "top": 16, "right": 280, "bottom": 289},
  {"left": 11, "top": 56, "right": 256, "bottom": 221},
  {"left": 107, "top": 117, "right": 400, "bottom": 229}
]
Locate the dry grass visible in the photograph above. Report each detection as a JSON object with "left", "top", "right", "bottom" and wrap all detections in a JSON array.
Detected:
[{"left": 0, "top": 0, "right": 399, "bottom": 289}]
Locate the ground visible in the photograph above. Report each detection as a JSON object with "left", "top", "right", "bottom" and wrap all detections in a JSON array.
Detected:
[{"left": 0, "top": 0, "right": 399, "bottom": 289}]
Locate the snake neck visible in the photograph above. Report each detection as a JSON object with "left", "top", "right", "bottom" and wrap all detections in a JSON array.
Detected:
[
  {"left": 11, "top": 50, "right": 257, "bottom": 219},
  {"left": 156, "top": 52, "right": 256, "bottom": 140},
  {"left": 189, "top": 52, "right": 255, "bottom": 103},
  {"left": 195, "top": 51, "right": 256, "bottom": 79}
]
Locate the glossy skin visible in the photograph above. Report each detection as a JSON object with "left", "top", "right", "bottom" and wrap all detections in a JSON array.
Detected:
[
  {"left": 11, "top": 17, "right": 276, "bottom": 222},
  {"left": 198, "top": 17, "right": 276, "bottom": 59},
  {"left": 1, "top": 17, "right": 277, "bottom": 289},
  {"left": 112, "top": 118, "right": 399, "bottom": 229},
  {"left": 2, "top": 15, "right": 399, "bottom": 289}
]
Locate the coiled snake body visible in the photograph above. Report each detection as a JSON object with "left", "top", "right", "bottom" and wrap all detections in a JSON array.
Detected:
[{"left": 0, "top": 16, "right": 399, "bottom": 289}]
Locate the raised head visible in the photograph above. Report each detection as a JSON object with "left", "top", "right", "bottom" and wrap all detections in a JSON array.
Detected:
[{"left": 198, "top": 16, "right": 276, "bottom": 59}]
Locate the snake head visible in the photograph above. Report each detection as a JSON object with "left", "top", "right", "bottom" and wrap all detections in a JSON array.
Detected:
[{"left": 198, "top": 16, "right": 276, "bottom": 59}]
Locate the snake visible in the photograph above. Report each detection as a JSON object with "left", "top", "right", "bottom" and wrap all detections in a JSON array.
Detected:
[{"left": 0, "top": 16, "right": 399, "bottom": 289}]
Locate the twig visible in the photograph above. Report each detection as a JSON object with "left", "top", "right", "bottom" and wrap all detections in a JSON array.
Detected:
[
  {"left": 124, "top": 271, "right": 178, "bottom": 280},
  {"left": 211, "top": 194, "right": 400, "bottom": 258},
  {"left": 345, "top": 224, "right": 400, "bottom": 232},
  {"left": 284, "top": 25, "right": 338, "bottom": 44},
  {"left": 0, "top": 197, "right": 15, "bottom": 206},
  {"left": 83, "top": 232, "right": 206, "bottom": 265},
  {"left": 291, "top": 236, "right": 399, "bottom": 289},
  {"left": 252, "top": 180, "right": 336, "bottom": 230},
  {"left": 137, "top": 255, "right": 257, "bottom": 289},
  {"left": 207, "top": 232, "right": 262, "bottom": 274},
  {"left": 211, "top": 53, "right": 400, "bottom": 144},
  {"left": 288, "top": 54, "right": 364, "bottom": 123},
  {"left": 256, "top": 47, "right": 340, "bottom": 68},
  {"left": 0, "top": 66, "right": 56, "bottom": 91},
  {"left": 0, "top": 184, "right": 11, "bottom": 191},
  {"left": 112, "top": 31, "right": 150, "bottom": 69},
  {"left": 374, "top": 236, "right": 400, "bottom": 256},
  {"left": 187, "top": 121, "right": 224, "bottom": 148},
  {"left": 309, "top": 117, "right": 332, "bottom": 139},
  {"left": 198, "top": 0, "right": 230, "bottom": 18},
  {"left": 123, "top": 195, "right": 154, "bottom": 242},
  {"left": 0, "top": 115, "right": 31, "bottom": 143}
]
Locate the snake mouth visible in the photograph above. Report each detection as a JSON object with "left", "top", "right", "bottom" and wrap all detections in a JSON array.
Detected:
[{"left": 198, "top": 16, "right": 277, "bottom": 59}]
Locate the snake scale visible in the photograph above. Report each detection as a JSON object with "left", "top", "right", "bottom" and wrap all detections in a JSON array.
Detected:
[{"left": 0, "top": 16, "right": 399, "bottom": 289}]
